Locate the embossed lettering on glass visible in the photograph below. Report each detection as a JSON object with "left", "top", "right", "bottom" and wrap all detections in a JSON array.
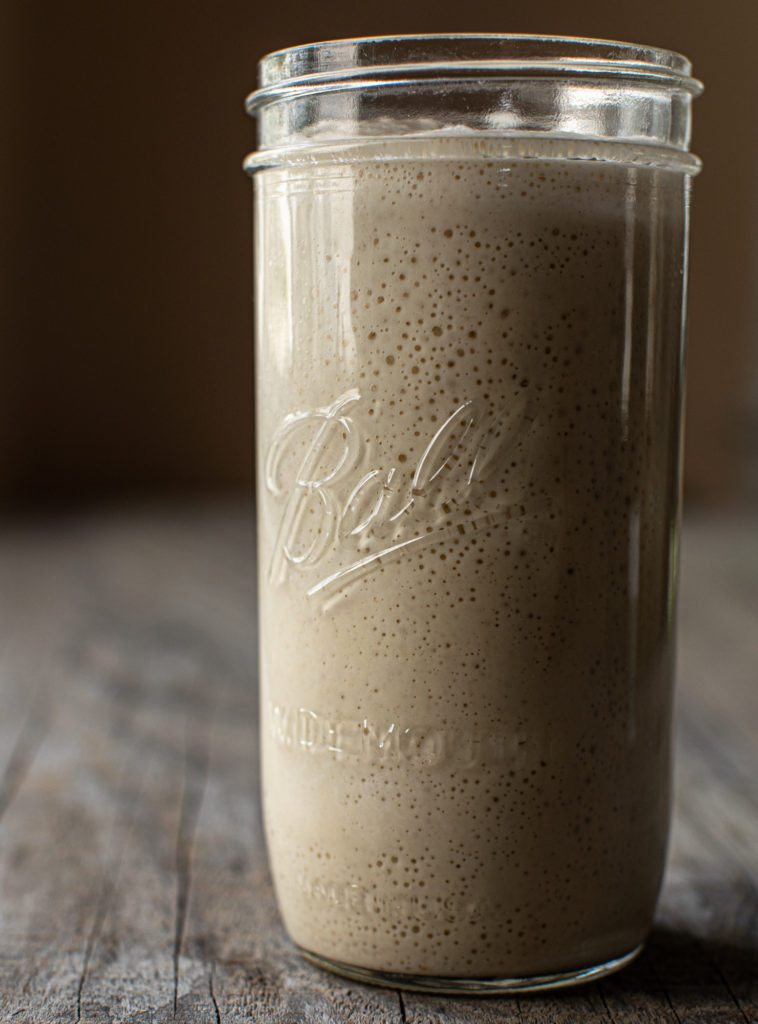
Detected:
[{"left": 245, "top": 35, "right": 702, "bottom": 994}]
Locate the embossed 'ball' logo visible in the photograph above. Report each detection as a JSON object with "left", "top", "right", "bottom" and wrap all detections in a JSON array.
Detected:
[{"left": 264, "top": 389, "right": 540, "bottom": 600}]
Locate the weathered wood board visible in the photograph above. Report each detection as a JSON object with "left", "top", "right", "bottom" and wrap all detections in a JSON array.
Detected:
[{"left": 0, "top": 507, "right": 754, "bottom": 1023}]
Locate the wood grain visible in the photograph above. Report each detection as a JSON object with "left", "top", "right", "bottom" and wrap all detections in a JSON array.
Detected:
[{"left": 0, "top": 506, "right": 755, "bottom": 1023}]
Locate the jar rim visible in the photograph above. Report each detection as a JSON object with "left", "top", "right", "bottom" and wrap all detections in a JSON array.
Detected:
[{"left": 248, "top": 34, "right": 702, "bottom": 112}]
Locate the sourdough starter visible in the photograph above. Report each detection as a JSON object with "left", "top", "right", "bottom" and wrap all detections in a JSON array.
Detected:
[{"left": 255, "top": 141, "right": 687, "bottom": 978}]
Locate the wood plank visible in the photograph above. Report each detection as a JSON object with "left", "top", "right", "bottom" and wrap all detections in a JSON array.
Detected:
[{"left": 68, "top": 515, "right": 253, "bottom": 1024}]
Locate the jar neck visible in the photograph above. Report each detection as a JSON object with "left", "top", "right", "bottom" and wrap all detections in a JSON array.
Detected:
[{"left": 245, "top": 35, "right": 702, "bottom": 170}]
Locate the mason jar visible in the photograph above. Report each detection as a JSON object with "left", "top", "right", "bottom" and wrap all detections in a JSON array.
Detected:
[{"left": 244, "top": 35, "right": 702, "bottom": 994}]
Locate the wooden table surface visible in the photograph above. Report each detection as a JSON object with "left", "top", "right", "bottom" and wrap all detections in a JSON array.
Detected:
[{"left": 0, "top": 505, "right": 755, "bottom": 1024}]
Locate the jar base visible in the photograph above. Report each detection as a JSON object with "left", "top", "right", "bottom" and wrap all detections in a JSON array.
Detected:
[{"left": 297, "top": 942, "right": 643, "bottom": 995}]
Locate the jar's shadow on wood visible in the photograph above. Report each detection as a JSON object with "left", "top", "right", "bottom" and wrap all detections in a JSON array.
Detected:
[{"left": 610, "top": 926, "right": 753, "bottom": 990}]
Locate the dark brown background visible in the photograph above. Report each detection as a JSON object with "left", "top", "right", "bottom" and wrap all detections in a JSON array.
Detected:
[{"left": 3, "top": 0, "right": 756, "bottom": 507}]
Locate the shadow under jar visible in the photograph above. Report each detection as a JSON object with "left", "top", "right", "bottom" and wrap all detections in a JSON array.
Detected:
[{"left": 244, "top": 34, "right": 702, "bottom": 994}]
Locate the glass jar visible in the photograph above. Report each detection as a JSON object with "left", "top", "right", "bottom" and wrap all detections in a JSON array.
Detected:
[{"left": 245, "top": 35, "right": 702, "bottom": 994}]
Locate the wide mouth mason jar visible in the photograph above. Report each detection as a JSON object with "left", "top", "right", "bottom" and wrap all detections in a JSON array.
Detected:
[{"left": 245, "top": 35, "right": 701, "bottom": 995}]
